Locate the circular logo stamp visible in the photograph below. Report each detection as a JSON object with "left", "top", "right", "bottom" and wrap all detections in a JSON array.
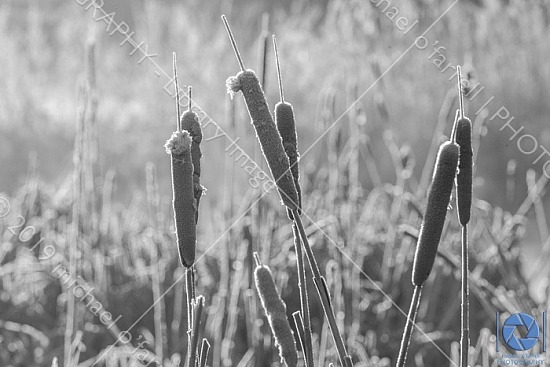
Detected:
[{"left": 502, "top": 313, "right": 539, "bottom": 351}]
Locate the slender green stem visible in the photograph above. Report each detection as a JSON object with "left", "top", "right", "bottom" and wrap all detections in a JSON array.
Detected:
[
  {"left": 293, "top": 225, "right": 314, "bottom": 366},
  {"left": 396, "top": 285, "right": 423, "bottom": 367},
  {"left": 293, "top": 210, "right": 352, "bottom": 367},
  {"left": 460, "top": 225, "right": 470, "bottom": 367}
]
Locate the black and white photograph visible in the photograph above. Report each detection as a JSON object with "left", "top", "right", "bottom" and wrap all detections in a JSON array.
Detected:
[{"left": 1, "top": 0, "right": 549, "bottom": 366}]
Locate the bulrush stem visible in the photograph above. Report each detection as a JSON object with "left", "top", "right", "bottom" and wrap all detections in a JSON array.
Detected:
[
  {"left": 460, "top": 225, "right": 470, "bottom": 367},
  {"left": 173, "top": 52, "right": 181, "bottom": 132},
  {"left": 396, "top": 286, "right": 422, "bottom": 367},
  {"left": 292, "top": 311, "right": 307, "bottom": 358},
  {"left": 457, "top": 65, "right": 470, "bottom": 367},
  {"left": 273, "top": 35, "right": 284, "bottom": 103},
  {"left": 293, "top": 225, "right": 314, "bottom": 367},
  {"left": 188, "top": 86, "right": 192, "bottom": 111},
  {"left": 457, "top": 65, "right": 464, "bottom": 119},
  {"left": 199, "top": 339, "right": 211, "bottom": 367},
  {"left": 258, "top": 13, "right": 270, "bottom": 88},
  {"left": 186, "top": 268, "right": 194, "bottom": 363},
  {"left": 188, "top": 296, "right": 205, "bottom": 367},
  {"left": 221, "top": 15, "right": 245, "bottom": 71},
  {"left": 293, "top": 210, "right": 352, "bottom": 367}
]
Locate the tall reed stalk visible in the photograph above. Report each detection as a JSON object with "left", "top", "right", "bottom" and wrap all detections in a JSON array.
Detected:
[
  {"left": 293, "top": 212, "right": 353, "bottom": 367},
  {"left": 65, "top": 63, "right": 88, "bottom": 367},
  {"left": 272, "top": 35, "right": 313, "bottom": 367},
  {"left": 395, "top": 120, "right": 459, "bottom": 367},
  {"left": 165, "top": 53, "right": 201, "bottom": 367},
  {"left": 455, "top": 66, "right": 473, "bottom": 367},
  {"left": 222, "top": 16, "right": 351, "bottom": 365}
]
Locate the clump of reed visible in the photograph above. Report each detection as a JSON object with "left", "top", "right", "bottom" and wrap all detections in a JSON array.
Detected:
[
  {"left": 165, "top": 53, "right": 209, "bottom": 367},
  {"left": 222, "top": 15, "right": 299, "bottom": 211},
  {"left": 254, "top": 253, "right": 298, "bottom": 367},
  {"left": 396, "top": 113, "right": 459, "bottom": 366},
  {"left": 222, "top": 16, "right": 352, "bottom": 366}
]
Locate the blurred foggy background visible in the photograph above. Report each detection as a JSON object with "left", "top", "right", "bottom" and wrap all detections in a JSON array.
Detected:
[{"left": 1, "top": 0, "right": 549, "bottom": 244}]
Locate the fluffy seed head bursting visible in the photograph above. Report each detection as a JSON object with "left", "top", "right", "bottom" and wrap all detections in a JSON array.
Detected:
[
  {"left": 455, "top": 116, "right": 473, "bottom": 226},
  {"left": 227, "top": 70, "right": 299, "bottom": 210},
  {"left": 412, "top": 141, "right": 459, "bottom": 286},
  {"left": 165, "top": 130, "right": 196, "bottom": 268},
  {"left": 165, "top": 130, "right": 192, "bottom": 156},
  {"left": 255, "top": 264, "right": 298, "bottom": 367}
]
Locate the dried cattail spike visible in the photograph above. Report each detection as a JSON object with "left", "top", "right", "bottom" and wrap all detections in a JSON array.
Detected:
[
  {"left": 455, "top": 116, "right": 472, "bottom": 226},
  {"left": 412, "top": 141, "right": 459, "bottom": 286},
  {"left": 455, "top": 66, "right": 473, "bottom": 226},
  {"left": 254, "top": 257, "right": 298, "bottom": 367},
  {"left": 230, "top": 69, "right": 299, "bottom": 210},
  {"left": 222, "top": 19, "right": 299, "bottom": 210},
  {"left": 273, "top": 35, "right": 301, "bottom": 219},
  {"left": 165, "top": 130, "right": 196, "bottom": 268},
  {"left": 181, "top": 86, "right": 204, "bottom": 224}
]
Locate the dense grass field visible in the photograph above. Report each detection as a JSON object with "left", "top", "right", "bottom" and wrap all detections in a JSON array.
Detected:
[{"left": 1, "top": 0, "right": 550, "bottom": 366}]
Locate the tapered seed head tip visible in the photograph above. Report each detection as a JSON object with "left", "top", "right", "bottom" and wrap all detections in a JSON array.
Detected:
[
  {"left": 164, "top": 130, "right": 192, "bottom": 155},
  {"left": 275, "top": 101, "right": 294, "bottom": 119},
  {"left": 455, "top": 117, "right": 472, "bottom": 147},
  {"left": 275, "top": 102, "right": 297, "bottom": 143},
  {"left": 181, "top": 111, "right": 202, "bottom": 142},
  {"left": 435, "top": 141, "right": 459, "bottom": 169},
  {"left": 254, "top": 265, "right": 286, "bottom": 315}
]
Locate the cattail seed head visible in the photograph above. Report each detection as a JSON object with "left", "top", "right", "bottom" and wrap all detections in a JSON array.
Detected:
[
  {"left": 165, "top": 130, "right": 196, "bottom": 268},
  {"left": 255, "top": 264, "right": 298, "bottom": 367},
  {"left": 276, "top": 102, "right": 301, "bottom": 219},
  {"left": 181, "top": 104, "right": 204, "bottom": 224},
  {"left": 273, "top": 36, "right": 301, "bottom": 219},
  {"left": 455, "top": 116, "right": 473, "bottom": 226},
  {"left": 412, "top": 141, "right": 459, "bottom": 286},
  {"left": 228, "top": 70, "right": 299, "bottom": 210}
]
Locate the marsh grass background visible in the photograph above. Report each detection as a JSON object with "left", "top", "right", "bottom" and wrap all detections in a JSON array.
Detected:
[{"left": 1, "top": 0, "right": 550, "bottom": 366}]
